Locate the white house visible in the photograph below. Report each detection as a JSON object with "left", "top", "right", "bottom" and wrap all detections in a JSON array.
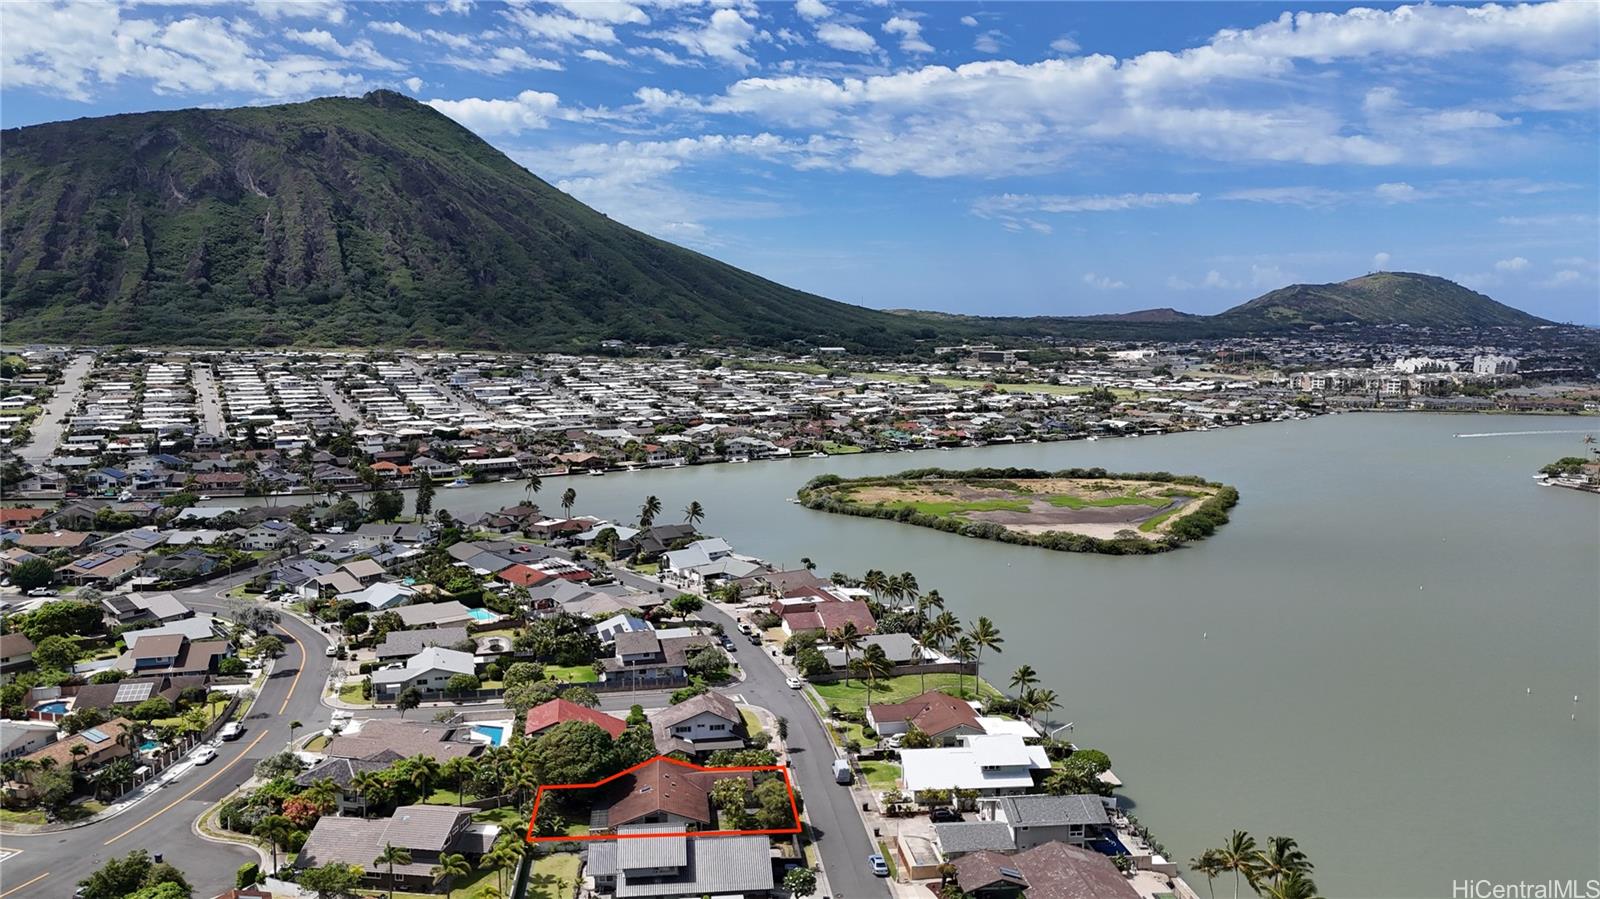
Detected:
[
  {"left": 594, "top": 614, "right": 651, "bottom": 645},
  {"left": 370, "top": 646, "right": 477, "bottom": 698},
  {"left": 336, "top": 582, "right": 416, "bottom": 611},
  {"left": 898, "top": 734, "right": 1053, "bottom": 799}
]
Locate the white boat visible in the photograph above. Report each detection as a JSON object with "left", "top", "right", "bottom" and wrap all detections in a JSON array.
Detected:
[
  {"left": 809, "top": 452, "right": 827, "bottom": 458},
  {"left": 499, "top": 476, "right": 514, "bottom": 482},
  {"left": 444, "top": 477, "right": 470, "bottom": 489},
  {"left": 588, "top": 469, "right": 606, "bottom": 477}
]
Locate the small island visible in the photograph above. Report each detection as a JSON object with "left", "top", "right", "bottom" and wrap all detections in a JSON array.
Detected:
[
  {"left": 1537, "top": 455, "right": 1599, "bottom": 493},
  {"left": 796, "top": 466, "right": 1240, "bottom": 554}
]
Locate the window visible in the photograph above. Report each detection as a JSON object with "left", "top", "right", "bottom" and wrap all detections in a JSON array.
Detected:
[{"left": 709, "top": 723, "right": 727, "bottom": 731}]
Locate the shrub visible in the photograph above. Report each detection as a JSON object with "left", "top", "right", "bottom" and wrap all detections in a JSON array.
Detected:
[{"left": 236, "top": 862, "right": 260, "bottom": 888}]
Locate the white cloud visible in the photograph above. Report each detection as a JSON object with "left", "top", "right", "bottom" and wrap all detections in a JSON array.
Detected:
[
  {"left": 1373, "top": 251, "right": 1392, "bottom": 270},
  {"left": 1498, "top": 213, "right": 1599, "bottom": 227},
  {"left": 1082, "top": 272, "right": 1127, "bottom": 290},
  {"left": 1049, "top": 35, "right": 1080, "bottom": 54},
  {"left": 580, "top": 49, "right": 628, "bottom": 66},
  {"left": 816, "top": 23, "right": 878, "bottom": 54},
  {"left": 1536, "top": 269, "right": 1584, "bottom": 288},
  {"left": 974, "top": 30, "right": 1003, "bottom": 54},
  {"left": 503, "top": 7, "right": 620, "bottom": 44},
  {"left": 959, "top": 15, "right": 978, "bottom": 27},
  {"left": 426, "top": 89, "right": 562, "bottom": 135},
  {"left": 403, "top": 75, "right": 423, "bottom": 93},
  {"left": 251, "top": 0, "right": 345, "bottom": 23},
  {"left": 1494, "top": 256, "right": 1531, "bottom": 272},
  {"left": 975, "top": 192, "right": 1201, "bottom": 217},
  {"left": 1514, "top": 59, "right": 1600, "bottom": 111},
  {"left": 367, "top": 21, "right": 476, "bottom": 50},
  {"left": 446, "top": 46, "right": 564, "bottom": 74},
  {"left": 550, "top": 1, "right": 649, "bottom": 26},
  {"left": 883, "top": 16, "right": 932, "bottom": 54},
  {"left": 284, "top": 28, "right": 402, "bottom": 70},
  {"left": 795, "top": 0, "right": 831, "bottom": 21},
  {"left": 660, "top": 9, "right": 759, "bottom": 69},
  {"left": 1375, "top": 182, "right": 1422, "bottom": 203}
]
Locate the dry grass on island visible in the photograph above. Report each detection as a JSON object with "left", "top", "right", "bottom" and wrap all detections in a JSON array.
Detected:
[{"left": 797, "top": 467, "right": 1239, "bottom": 554}]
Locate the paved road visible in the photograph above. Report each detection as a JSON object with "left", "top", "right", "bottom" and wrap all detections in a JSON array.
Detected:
[
  {"left": 18, "top": 353, "right": 92, "bottom": 463},
  {"left": 191, "top": 362, "right": 224, "bottom": 437},
  {"left": 0, "top": 584, "right": 336, "bottom": 899}
]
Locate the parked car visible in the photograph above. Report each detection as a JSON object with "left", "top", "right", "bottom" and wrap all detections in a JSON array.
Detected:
[
  {"left": 26, "top": 587, "right": 57, "bottom": 597},
  {"left": 868, "top": 855, "right": 889, "bottom": 877},
  {"left": 881, "top": 733, "right": 905, "bottom": 749},
  {"left": 786, "top": 676, "right": 805, "bottom": 689},
  {"left": 832, "top": 759, "right": 854, "bottom": 784},
  {"left": 218, "top": 722, "right": 244, "bottom": 741},
  {"left": 930, "top": 808, "right": 962, "bottom": 823},
  {"left": 193, "top": 746, "right": 218, "bottom": 765},
  {"left": 325, "top": 643, "right": 339, "bottom": 657}
]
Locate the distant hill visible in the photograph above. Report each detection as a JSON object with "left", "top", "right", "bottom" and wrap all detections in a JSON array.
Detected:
[
  {"left": 1214, "top": 272, "right": 1550, "bottom": 329},
  {"left": 1079, "top": 307, "right": 1200, "bottom": 323},
  {"left": 0, "top": 91, "right": 932, "bottom": 351}
]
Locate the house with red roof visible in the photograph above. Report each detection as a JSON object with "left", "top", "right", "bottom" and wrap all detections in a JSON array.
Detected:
[
  {"left": 524, "top": 698, "right": 628, "bottom": 740},
  {"left": 771, "top": 595, "right": 876, "bottom": 637},
  {"left": 497, "top": 563, "right": 553, "bottom": 589}
]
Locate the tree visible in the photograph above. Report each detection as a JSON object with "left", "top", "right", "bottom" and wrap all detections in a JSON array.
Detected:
[
  {"left": 950, "top": 635, "right": 976, "bottom": 698},
  {"left": 560, "top": 487, "right": 577, "bottom": 517},
  {"left": 784, "top": 867, "right": 818, "bottom": 898},
  {"left": 255, "top": 815, "right": 297, "bottom": 874},
  {"left": 78, "top": 850, "right": 154, "bottom": 899},
  {"left": 299, "top": 863, "right": 366, "bottom": 899},
  {"left": 858, "top": 643, "right": 894, "bottom": 710},
  {"left": 502, "top": 680, "right": 562, "bottom": 718},
  {"left": 1254, "top": 836, "right": 1313, "bottom": 892},
  {"left": 32, "top": 765, "right": 75, "bottom": 816},
  {"left": 350, "top": 770, "right": 389, "bottom": 818},
  {"left": 1191, "top": 849, "right": 1226, "bottom": 899},
  {"left": 502, "top": 661, "right": 545, "bottom": 690},
  {"left": 445, "top": 673, "right": 481, "bottom": 696},
  {"left": 480, "top": 833, "right": 526, "bottom": 896},
  {"left": 711, "top": 777, "right": 751, "bottom": 829},
  {"left": 415, "top": 474, "right": 435, "bottom": 518},
  {"left": 374, "top": 843, "right": 414, "bottom": 899},
  {"left": 31, "top": 634, "right": 80, "bottom": 671},
  {"left": 9, "top": 557, "right": 54, "bottom": 591},
  {"left": 524, "top": 472, "right": 543, "bottom": 504},
  {"left": 830, "top": 621, "right": 863, "bottom": 681},
  {"left": 431, "top": 852, "right": 471, "bottom": 898},
  {"left": 128, "top": 883, "right": 189, "bottom": 899},
  {"left": 531, "top": 721, "right": 617, "bottom": 785},
  {"left": 638, "top": 494, "right": 662, "bottom": 527},
  {"left": 1009, "top": 664, "right": 1038, "bottom": 698},
  {"left": 1022, "top": 687, "right": 1060, "bottom": 730},
  {"left": 255, "top": 635, "right": 284, "bottom": 658},
  {"left": 396, "top": 687, "right": 422, "bottom": 717},
  {"left": 369, "top": 489, "right": 404, "bottom": 523},
  {"left": 966, "top": 617, "right": 1002, "bottom": 696},
  {"left": 901, "top": 725, "right": 933, "bottom": 749},
  {"left": 683, "top": 500, "right": 705, "bottom": 526},
  {"left": 1214, "top": 830, "right": 1261, "bottom": 899},
  {"left": 668, "top": 593, "right": 703, "bottom": 617},
  {"left": 141, "top": 861, "right": 192, "bottom": 897},
  {"left": 1261, "top": 872, "right": 1324, "bottom": 899}
]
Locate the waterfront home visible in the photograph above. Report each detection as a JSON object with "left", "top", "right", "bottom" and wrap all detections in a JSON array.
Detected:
[
  {"left": 936, "top": 795, "right": 1113, "bottom": 857},
  {"left": 295, "top": 804, "right": 497, "bottom": 894},
  {"left": 898, "top": 734, "right": 1053, "bottom": 799},
  {"left": 615, "top": 523, "right": 697, "bottom": 559},
  {"left": 771, "top": 593, "right": 876, "bottom": 638},
  {"left": 868, "top": 690, "right": 985, "bottom": 745},
  {"left": 822, "top": 633, "right": 927, "bottom": 671},
  {"left": 523, "top": 698, "right": 628, "bottom": 740},
  {"left": 950, "top": 841, "right": 1140, "bottom": 899},
  {"left": 647, "top": 692, "right": 746, "bottom": 757},
  {"left": 374, "top": 627, "right": 472, "bottom": 661},
  {"left": 370, "top": 646, "right": 477, "bottom": 699},
  {"left": 0, "top": 632, "right": 35, "bottom": 674},
  {"left": 588, "top": 825, "right": 774, "bottom": 899}
]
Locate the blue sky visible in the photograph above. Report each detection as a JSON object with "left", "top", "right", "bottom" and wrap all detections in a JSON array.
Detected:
[{"left": 3, "top": 1, "right": 1598, "bottom": 323}]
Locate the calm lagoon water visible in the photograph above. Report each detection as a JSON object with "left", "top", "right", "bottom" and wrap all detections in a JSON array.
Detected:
[{"left": 230, "top": 413, "right": 1600, "bottom": 897}]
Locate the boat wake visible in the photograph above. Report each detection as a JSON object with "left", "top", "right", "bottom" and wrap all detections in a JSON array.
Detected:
[{"left": 1453, "top": 429, "right": 1595, "bottom": 439}]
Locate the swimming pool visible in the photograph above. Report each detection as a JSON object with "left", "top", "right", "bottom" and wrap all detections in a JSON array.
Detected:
[
  {"left": 35, "top": 701, "right": 68, "bottom": 715},
  {"left": 139, "top": 740, "right": 160, "bottom": 751},
  {"left": 472, "top": 724, "right": 507, "bottom": 746},
  {"left": 466, "top": 608, "right": 496, "bottom": 622}
]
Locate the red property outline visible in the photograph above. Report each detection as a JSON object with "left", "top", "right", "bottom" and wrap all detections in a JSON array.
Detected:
[{"left": 524, "top": 754, "right": 802, "bottom": 844}]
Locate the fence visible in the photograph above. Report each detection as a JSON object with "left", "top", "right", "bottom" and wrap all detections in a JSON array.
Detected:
[{"left": 804, "top": 660, "right": 975, "bottom": 685}]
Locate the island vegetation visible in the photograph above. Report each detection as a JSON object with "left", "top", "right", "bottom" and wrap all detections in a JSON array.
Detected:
[{"left": 797, "top": 466, "right": 1239, "bottom": 554}]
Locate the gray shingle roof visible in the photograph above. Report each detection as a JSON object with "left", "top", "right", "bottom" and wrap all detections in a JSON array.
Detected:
[
  {"left": 375, "top": 626, "right": 472, "bottom": 659},
  {"left": 617, "top": 825, "right": 689, "bottom": 869},
  {"left": 998, "top": 794, "right": 1110, "bottom": 827},
  {"left": 935, "top": 822, "right": 1017, "bottom": 854},
  {"left": 607, "top": 833, "right": 774, "bottom": 898}
]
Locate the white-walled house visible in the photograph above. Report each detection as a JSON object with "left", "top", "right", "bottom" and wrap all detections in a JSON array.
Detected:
[{"left": 370, "top": 646, "right": 476, "bottom": 698}]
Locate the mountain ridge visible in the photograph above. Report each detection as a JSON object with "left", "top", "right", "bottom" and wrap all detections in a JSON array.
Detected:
[{"left": 1, "top": 93, "right": 1554, "bottom": 350}]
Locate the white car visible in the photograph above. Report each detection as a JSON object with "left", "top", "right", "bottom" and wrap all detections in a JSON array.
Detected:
[
  {"left": 786, "top": 676, "right": 805, "bottom": 689},
  {"left": 331, "top": 709, "right": 353, "bottom": 724},
  {"left": 192, "top": 746, "right": 218, "bottom": 765}
]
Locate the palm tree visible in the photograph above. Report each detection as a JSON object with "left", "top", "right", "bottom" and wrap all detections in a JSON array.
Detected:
[
  {"left": 560, "top": 487, "right": 577, "bottom": 518},
  {"left": 639, "top": 495, "right": 662, "bottom": 527},
  {"left": 923, "top": 611, "right": 959, "bottom": 655},
  {"left": 1190, "top": 849, "right": 1225, "bottom": 899},
  {"left": 1009, "top": 664, "right": 1039, "bottom": 698},
  {"left": 683, "top": 500, "right": 705, "bottom": 526},
  {"left": 967, "top": 617, "right": 1003, "bottom": 698},
  {"left": 830, "top": 622, "right": 863, "bottom": 683},
  {"left": 1214, "top": 830, "right": 1260, "bottom": 899},
  {"left": 524, "top": 473, "right": 543, "bottom": 504},
  {"left": 303, "top": 777, "right": 340, "bottom": 813},
  {"left": 858, "top": 644, "right": 894, "bottom": 710},
  {"left": 862, "top": 569, "right": 888, "bottom": 602},
  {"left": 431, "top": 852, "right": 471, "bottom": 898},
  {"left": 480, "top": 833, "right": 526, "bottom": 895},
  {"left": 351, "top": 770, "right": 386, "bottom": 817},
  {"left": 1254, "top": 836, "right": 1313, "bottom": 891},
  {"left": 256, "top": 814, "right": 296, "bottom": 874},
  {"left": 896, "top": 571, "right": 919, "bottom": 608},
  {"left": 287, "top": 720, "right": 303, "bottom": 751},
  {"left": 1261, "top": 872, "right": 1323, "bottom": 899},
  {"left": 399, "top": 754, "right": 441, "bottom": 802},
  {"left": 442, "top": 755, "right": 475, "bottom": 806},
  {"left": 1022, "top": 687, "right": 1059, "bottom": 731},
  {"left": 950, "top": 635, "right": 977, "bottom": 698},
  {"left": 375, "top": 843, "right": 413, "bottom": 899}
]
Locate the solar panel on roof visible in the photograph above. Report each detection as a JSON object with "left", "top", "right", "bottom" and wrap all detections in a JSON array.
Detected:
[
  {"left": 77, "top": 556, "right": 107, "bottom": 570},
  {"left": 998, "top": 868, "right": 1024, "bottom": 880},
  {"left": 82, "top": 728, "right": 110, "bottom": 744},
  {"left": 114, "top": 682, "right": 153, "bottom": 704}
]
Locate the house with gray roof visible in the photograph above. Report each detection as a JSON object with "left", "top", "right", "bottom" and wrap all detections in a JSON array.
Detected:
[
  {"left": 296, "top": 804, "right": 497, "bottom": 894},
  {"left": 587, "top": 825, "right": 774, "bottom": 899},
  {"left": 937, "top": 794, "right": 1113, "bottom": 857},
  {"left": 392, "top": 600, "right": 475, "bottom": 629},
  {"left": 370, "top": 646, "right": 477, "bottom": 699},
  {"left": 375, "top": 626, "right": 473, "bottom": 661}
]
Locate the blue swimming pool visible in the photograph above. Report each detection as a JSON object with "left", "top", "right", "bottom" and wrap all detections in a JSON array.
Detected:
[
  {"left": 35, "top": 701, "right": 68, "bottom": 715},
  {"left": 472, "top": 724, "right": 507, "bottom": 746},
  {"left": 466, "top": 608, "right": 496, "bottom": 622},
  {"left": 139, "top": 740, "right": 160, "bottom": 751}
]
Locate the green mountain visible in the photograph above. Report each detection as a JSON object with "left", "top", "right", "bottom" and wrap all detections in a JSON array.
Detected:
[
  {"left": 1213, "top": 272, "right": 1550, "bottom": 329},
  {"left": 1, "top": 91, "right": 933, "bottom": 351}
]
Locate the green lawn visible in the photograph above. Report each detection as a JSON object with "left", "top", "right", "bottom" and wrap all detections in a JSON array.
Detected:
[
  {"left": 527, "top": 852, "right": 582, "bottom": 899},
  {"left": 876, "top": 840, "right": 899, "bottom": 879},
  {"left": 425, "top": 785, "right": 479, "bottom": 806},
  {"left": 337, "top": 682, "right": 372, "bottom": 705},
  {"left": 474, "top": 804, "right": 531, "bottom": 831},
  {"left": 859, "top": 760, "right": 902, "bottom": 791},
  {"left": 740, "top": 708, "right": 763, "bottom": 737},
  {"left": 377, "top": 864, "right": 504, "bottom": 899},
  {"left": 1140, "top": 507, "right": 1184, "bottom": 533},
  {"left": 1046, "top": 493, "right": 1167, "bottom": 509},
  {"left": 814, "top": 673, "right": 1000, "bottom": 719},
  {"left": 0, "top": 807, "right": 47, "bottom": 826},
  {"left": 820, "top": 441, "right": 863, "bottom": 454},
  {"left": 544, "top": 664, "right": 597, "bottom": 684},
  {"left": 303, "top": 734, "right": 331, "bottom": 752}
]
